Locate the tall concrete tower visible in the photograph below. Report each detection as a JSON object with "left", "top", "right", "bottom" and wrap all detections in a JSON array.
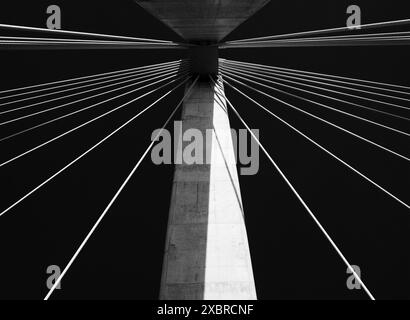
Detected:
[
  {"left": 159, "top": 75, "right": 257, "bottom": 300},
  {"left": 136, "top": 0, "right": 270, "bottom": 300}
]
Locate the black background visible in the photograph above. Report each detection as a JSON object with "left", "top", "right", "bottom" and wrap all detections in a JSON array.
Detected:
[{"left": 0, "top": 0, "right": 409, "bottom": 300}]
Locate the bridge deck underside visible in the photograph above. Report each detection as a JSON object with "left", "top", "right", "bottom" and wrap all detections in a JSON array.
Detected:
[{"left": 136, "top": 0, "right": 270, "bottom": 43}]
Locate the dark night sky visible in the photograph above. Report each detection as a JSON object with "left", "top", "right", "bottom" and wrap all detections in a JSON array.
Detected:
[{"left": 0, "top": 0, "right": 409, "bottom": 300}]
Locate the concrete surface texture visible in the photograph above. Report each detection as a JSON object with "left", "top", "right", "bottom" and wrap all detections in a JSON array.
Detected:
[
  {"left": 136, "top": 0, "right": 270, "bottom": 42},
  {"left": 159, "top": 79, "right": 257, "bottom": 300}
]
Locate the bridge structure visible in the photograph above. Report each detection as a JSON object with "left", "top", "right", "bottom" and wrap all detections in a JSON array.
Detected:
[
  {"left": 0, "top": 0, "right": 409, "bottom": 301},
  {"left": 137, "top": 0, "right": 271, "bottom": 300}
]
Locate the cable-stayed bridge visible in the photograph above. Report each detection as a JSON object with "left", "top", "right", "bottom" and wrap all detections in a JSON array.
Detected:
[{"left": 0, "top": 0, "right": 409, "bottom": 300}]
